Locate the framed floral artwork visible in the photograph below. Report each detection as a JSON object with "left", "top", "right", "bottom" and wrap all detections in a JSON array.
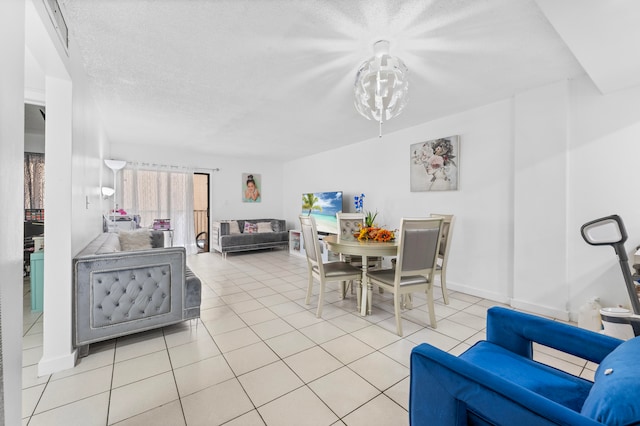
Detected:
[
  {"left": 242, "top": 173, "right": 261, "bottom": 202},
  {"left": 410, "top": 136, "right": 459, "bottom": 191}
]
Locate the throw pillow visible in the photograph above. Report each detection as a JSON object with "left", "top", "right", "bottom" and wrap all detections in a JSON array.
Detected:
[
  {"left": 271, "top": 220, "right": 281, "bottom": 232},
  {"left": 581, "top": 336, "right": 640, "bottom": 425},
  {"left": 257, "top": 222, "right": 273, "bottom": 233},
  {"left": 119, "top": 229, "right": 152, "bottom": 251},
  {"left": 243, "top": 222, "right": 257, "bottom": 234},
  {"left": 228, "top": 221, "right": 241, "bottom": 234}
]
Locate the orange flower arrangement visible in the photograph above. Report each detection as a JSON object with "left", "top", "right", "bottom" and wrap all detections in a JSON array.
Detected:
[
  {"left": 375, "top": 228, "right": 395, "bottom": 242},
  {"left": 355, "top": 225, "right": 396, "bottom": 242}
]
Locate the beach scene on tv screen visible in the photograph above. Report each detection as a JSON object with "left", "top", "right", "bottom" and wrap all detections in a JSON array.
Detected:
[{"left": 301, "top": 191, "right": 342, "bottom": 234}]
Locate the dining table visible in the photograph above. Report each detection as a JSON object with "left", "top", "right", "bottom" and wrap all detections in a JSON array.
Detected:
[{"left": 323, "top": 234, "right": 398, "bottom": 316}]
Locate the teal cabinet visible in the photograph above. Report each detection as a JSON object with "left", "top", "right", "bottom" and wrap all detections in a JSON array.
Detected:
[{"left": 30, "top": 251, "right": 44, "bottom": 312}]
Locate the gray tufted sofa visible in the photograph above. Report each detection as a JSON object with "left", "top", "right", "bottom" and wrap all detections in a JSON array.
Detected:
[
  {"left": 211, "top": 219, "right": 288, "bottom": 258},
  {"left": 72, "top": 231, "right": 201, "bottom": 356}
]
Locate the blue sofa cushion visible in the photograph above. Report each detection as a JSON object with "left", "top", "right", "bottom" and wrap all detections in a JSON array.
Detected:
[
  {"left": 581, "top": 336, "right": 640, "bottom": 425},
  {"left": 460, "top": 341, "right": 593, "bottom": 412}
]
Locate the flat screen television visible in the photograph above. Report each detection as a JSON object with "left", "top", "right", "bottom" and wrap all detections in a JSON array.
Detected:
[{"left": 301, "top": 191, "right": 343, "bottom": 234}]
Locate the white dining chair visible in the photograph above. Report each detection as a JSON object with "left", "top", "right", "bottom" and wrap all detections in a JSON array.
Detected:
[
  {"left": 430, "top": 213, "right": 455, "bottom": 305},
  {"left": 392, "top": 213, "right": 455, "bottom": 308},
  {"left": 299, "top": 215, "right": 363, "bottom": 318},
  {"left": 336, "top": 212, "right": 382, "bottom": 296},
  {"left": 366, "top": 217, "right": 443, "bottom": 336}
]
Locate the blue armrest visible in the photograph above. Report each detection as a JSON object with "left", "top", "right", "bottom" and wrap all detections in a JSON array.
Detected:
[
  {"left": 486, "top": 307, "right": 623, "bottom": 364},
  {"left": 410, "top": 343, "right": 603, "bottom": 426},
  {"left": 410, "top": 308, "right": 625, "bottom": 426}
]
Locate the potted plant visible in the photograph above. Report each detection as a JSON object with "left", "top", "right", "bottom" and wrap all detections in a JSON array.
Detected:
[
  {"left": 364, "top": 210, "right": 378, "bottom": 228},
  {"left": 356, "top": 211, "right": 395, "bottom": 241}
]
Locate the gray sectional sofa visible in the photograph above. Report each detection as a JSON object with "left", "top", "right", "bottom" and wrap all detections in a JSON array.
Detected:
[
  {"left": 72, "top": 230, "right": 201, "bottom": 356},
  {"left": 211, "top": 219, "right": 288, "bottom": 257}
]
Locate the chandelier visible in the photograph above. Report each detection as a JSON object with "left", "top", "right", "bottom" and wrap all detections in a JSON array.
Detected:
[{"left": 354, "top": 40, "right": 409, "bottom": 137}]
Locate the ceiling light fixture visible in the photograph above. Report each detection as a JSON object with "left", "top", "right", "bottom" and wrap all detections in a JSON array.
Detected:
[{"left": 354, "top": 40, "right": 409, "bottom": 138}]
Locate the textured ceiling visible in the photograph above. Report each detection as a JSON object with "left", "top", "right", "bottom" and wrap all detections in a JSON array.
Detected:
[{"left": 57, "top": 0, "right": 588, "bottom": 161}]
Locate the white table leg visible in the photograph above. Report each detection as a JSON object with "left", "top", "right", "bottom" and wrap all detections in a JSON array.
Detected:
[{"left": 360, "top": 255, "right": 371, "bottom": 316}]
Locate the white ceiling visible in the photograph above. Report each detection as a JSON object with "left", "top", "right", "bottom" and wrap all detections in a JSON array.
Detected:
[{"left": 52, "top": 0, "right": 640, "bottom": 161}]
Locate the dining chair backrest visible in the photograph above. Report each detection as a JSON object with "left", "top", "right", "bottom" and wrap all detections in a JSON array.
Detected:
[
  {"left": 299, "top": 214, "right": 323, "bottom": 268},
  {"left": 366, "top": 217, "right": 443, "bottom": 335},
  {"left": 336, "top": 212, "right": 365, "bottom": 241},
  {"left": 430, "top": 214, "right": 455, "bottom": 259},
  {"left": 396, "top": 217, "right": 443, "bottom": 281},
  {"left": 336, "top": 212, "right": 382, "bottom": 270}
]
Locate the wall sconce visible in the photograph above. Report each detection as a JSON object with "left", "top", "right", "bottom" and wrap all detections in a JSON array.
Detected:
[{"left": 101, "top": 187, "right": 115, "bottom": 199}]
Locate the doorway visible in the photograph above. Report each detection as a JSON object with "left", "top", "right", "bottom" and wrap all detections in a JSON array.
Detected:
[
  {"left": 24, "top": 104, "right": 46, "bottom": 326},
  {"left": 194, "top": 173, "right": 210, "bottom": 252},
  {"left": 24, "top": 104, "right": 46, "bottom": 278}
]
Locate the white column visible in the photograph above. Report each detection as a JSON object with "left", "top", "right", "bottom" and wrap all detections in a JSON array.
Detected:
[
  {"left": 512, "top": 80, "right": 570, "bottom": 319},
  {"left": 0, "top": 1, "right": 26, "bottom": 424},
  {"left": 39, "top": 76, "right": 76, "bottom": 375}
]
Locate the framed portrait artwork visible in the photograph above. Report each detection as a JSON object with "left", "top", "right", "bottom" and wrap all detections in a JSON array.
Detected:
[
  {"left": 242, "top": 173, "right": 261, "bottom": 202},
  {"left": 410, "top": 136, "right": 460, "bottom": 192}
]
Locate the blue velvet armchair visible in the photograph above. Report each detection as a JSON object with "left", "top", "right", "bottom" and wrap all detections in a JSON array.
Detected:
[{"left": 410, "top": 307, "right": 640, "bottom": 425}]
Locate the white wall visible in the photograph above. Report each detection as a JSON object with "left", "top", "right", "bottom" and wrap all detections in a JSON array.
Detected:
[
  {"left": 284, "top": 75, "right": 640, "bottom": 320},
  {"left": 512, "top": 81, "right": 571, "bottom": 319},
  {"left": 25, "top": 0, "right": 111, "bottom": 375},
  {"left": 110, "top": 143, "right": 285, "bottom": 226},
  {"left": 283, "top": 99, "right": 515, "bottom": 304},
  {"left": 41, "top": 75, "right": 75, "bottom": 374},
  {"left": 0, "top": 1, "right": 26, "bottom": 423},
  {"left": 567, "top": 75, "right": 640, "bottom": 315},
  {"left": 25, "top": 1, "right": 109, "bottom": 256},
  {"left": 69, "top": 83, "right": 111, "bottom": 254}
]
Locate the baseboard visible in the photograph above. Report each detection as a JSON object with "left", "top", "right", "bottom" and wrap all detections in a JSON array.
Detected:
[
  {"left": 446, "top": 282, "right": 571, "bottom": 321},
  {"left": 510, "top": 298, "right": 570, "bottom": 321},
  {"left": 446, "top": 282, "right": 510, "bottom": 304},
  {"left": 38, "top": 349, "right": 77, "bottom": 376}
]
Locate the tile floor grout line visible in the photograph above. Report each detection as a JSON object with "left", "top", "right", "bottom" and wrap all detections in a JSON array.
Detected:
[
  {"left": 209, "top": 263, "right": 395, "bottom": 424},
  {"left": 24, "top": 374, "right": 51, "bottom": 424},
  {"left": 104, "top": 332, "right": 120, "bottom": 425},
  {"left": 159, "top": 327, "right": 189, "bottom": 426},
  {"left": 206, "top": 286, "right": 294, "bottom": 426},
  {"left": 23, "top": 250, "right": 590, "bottom": 425}
]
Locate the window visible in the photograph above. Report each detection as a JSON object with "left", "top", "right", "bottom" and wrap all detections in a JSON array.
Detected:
[{"left": 119, "top": 166, "right": 197, "bottom": 254}]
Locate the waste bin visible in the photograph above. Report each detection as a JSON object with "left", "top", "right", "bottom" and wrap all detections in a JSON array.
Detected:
[
  {"left": 600, "top": 307, "right": 634, "bottom": 340},
  {"left": 30, "top": 251, "right": 44, "bottom": 312}
]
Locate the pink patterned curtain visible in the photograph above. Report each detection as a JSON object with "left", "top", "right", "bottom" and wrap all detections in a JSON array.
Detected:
[{"left": 24, "top": 153, "right": 45, "bottom": 209}]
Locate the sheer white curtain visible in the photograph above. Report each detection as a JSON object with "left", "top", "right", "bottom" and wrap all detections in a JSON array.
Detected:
[{"left": 119, "top": 164, "right": 197, "bottom": 255}]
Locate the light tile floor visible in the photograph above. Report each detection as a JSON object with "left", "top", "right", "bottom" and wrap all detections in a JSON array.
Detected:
[{"left": 22, "top": 250, "right": 597, "bottom": 425}]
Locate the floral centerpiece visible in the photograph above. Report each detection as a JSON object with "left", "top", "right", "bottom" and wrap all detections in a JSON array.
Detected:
[
  {"left": 354, "top": 210, "right": 396, "bottom": 242},
  {"left": 356, "top": 226, "right": 395, "bottom": 242}
]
